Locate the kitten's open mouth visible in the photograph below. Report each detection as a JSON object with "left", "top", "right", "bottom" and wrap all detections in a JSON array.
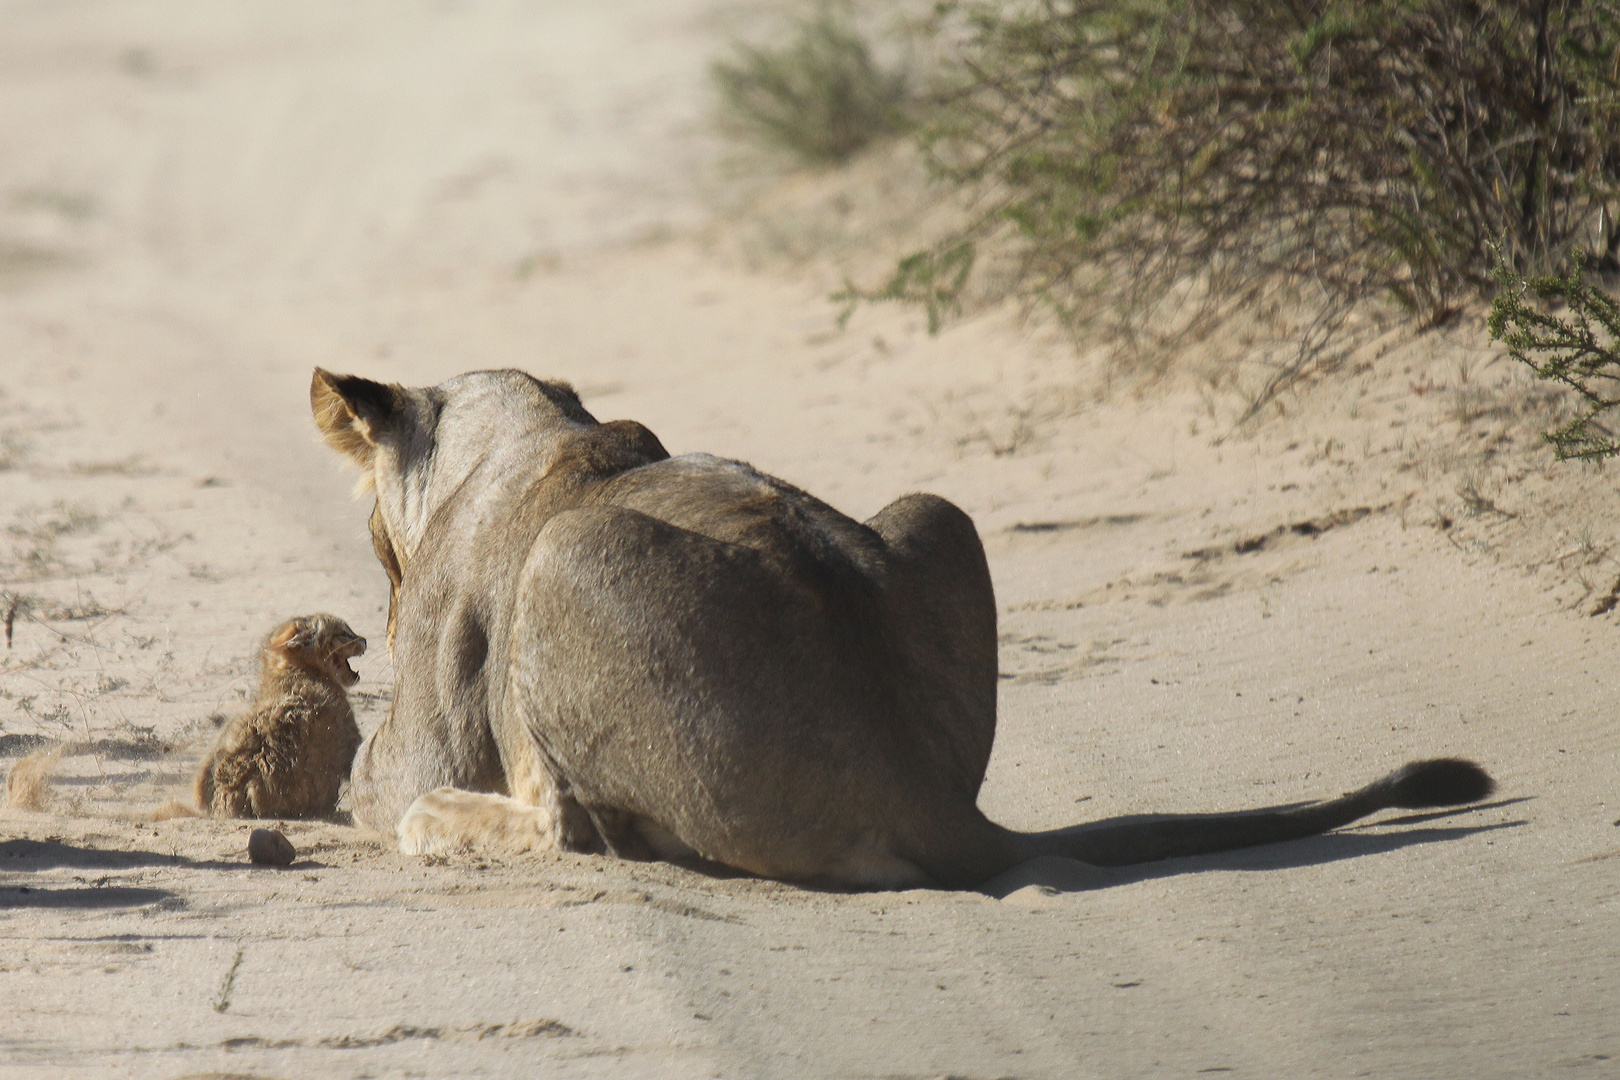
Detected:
[{"left": 335, "top": 638, "right": 366, "bottom": 685}]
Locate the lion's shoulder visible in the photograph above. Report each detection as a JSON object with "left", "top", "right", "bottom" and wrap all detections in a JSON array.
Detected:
[{"left": 545, "top": 419, "right": 670, "bottom": 483}]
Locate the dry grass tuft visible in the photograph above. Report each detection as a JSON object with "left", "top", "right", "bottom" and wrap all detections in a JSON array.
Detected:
[
  {"left": 712, "top": 7, "right": 909, "bottom": 167},
  {"left": 150, "top": 798, "right": 201, "bottom": 821},
  {"left": 6, "top": 744, "right": 63, "bottom": 810}
]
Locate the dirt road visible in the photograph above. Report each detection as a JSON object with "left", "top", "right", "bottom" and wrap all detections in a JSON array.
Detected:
[{"left": 0, "top": 4, "right": 1615, "bottom": 1078}]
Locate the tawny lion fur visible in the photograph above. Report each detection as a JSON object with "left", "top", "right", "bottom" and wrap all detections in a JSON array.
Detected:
[
  {"left": 194, "top": 614, "right": 365, "bottom": 819},
  {"left": 311, "top": 367, "right": 1495, "bottom": 888}
]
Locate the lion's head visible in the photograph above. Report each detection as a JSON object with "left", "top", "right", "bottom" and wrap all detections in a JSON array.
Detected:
[{"left": 310, "top": 367, "right": 596, "bottom": 646}]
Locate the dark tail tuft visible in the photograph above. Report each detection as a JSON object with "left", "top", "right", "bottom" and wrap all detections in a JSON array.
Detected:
[{"left": 1383, "top": 758, "right": 1495, "bottom": 808}]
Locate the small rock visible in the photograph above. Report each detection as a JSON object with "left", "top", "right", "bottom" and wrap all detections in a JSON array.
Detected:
[{"left": 248, "top": 828, "right": 296, "bottom": 866}]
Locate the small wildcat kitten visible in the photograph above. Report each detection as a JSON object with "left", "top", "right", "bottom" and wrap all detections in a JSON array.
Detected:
[{"left": 195, "top": 614, "right": 366, "bottom": 819}]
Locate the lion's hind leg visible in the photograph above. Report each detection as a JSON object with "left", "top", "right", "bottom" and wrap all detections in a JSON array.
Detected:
[{"left": 396, "top": 787, "right": 565, "bottom": 856}]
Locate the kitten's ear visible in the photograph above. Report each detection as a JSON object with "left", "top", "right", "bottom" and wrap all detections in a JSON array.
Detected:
[
  {"left": 310, "top": 368, "right": 405, "bottom": 471},
  {"left": 267, "top": 622, "right": 312, "bottom": 653},
  {"left": 266, "top": 622, "right": 300, "bottom": 651}
]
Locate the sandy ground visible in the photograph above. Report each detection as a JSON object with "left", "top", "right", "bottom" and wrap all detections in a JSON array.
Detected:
[{"left": 1, "top": 3, "right": 1617, "bottom": 1078}]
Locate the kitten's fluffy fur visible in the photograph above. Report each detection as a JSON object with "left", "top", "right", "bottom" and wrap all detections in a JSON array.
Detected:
[{"left": 195, "top": 614, "right": 365, "bottom": 819}]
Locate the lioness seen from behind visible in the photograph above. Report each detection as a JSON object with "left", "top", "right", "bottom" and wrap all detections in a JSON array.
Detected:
[{"left": 312, "top": 367, "right": 1493, "bottom": 889}]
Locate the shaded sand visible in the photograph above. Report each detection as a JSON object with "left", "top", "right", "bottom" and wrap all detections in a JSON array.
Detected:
[{"left": 1, "top": 4, "right": 1617, "bottom": 1079}]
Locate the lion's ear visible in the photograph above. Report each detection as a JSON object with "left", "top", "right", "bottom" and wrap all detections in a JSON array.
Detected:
[{"left": 310, "top": 368, "right": 404, "bottom": 470}]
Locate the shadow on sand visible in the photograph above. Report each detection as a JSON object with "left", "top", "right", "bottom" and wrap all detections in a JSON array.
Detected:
[
  {"left": 980, "top": 798, "right": 1531, "bottom": 900},
  {"left": 0, "top": 836, "right": 248, "bottom": 910},
  {"left": 0, "top": 883, "right": 177, "bottom": 910}
]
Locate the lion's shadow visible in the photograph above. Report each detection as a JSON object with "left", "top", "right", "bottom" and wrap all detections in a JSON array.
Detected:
[{"left": 979, "top": 797, "right": 1530, "bottom": 898}]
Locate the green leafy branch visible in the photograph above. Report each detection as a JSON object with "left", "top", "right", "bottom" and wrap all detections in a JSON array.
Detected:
[{"left": 1490, "top": 251, "right": 1620, "bottom": 461}]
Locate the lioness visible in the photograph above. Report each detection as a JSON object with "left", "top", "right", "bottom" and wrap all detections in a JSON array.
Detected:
[{"left": 312, "top": 368, "right": 1493, "bottom": 889}]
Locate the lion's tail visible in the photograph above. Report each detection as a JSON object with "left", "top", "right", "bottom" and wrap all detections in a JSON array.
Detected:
[{"left": 1018, "top": 758, "right": 1494, "bottom": 869}]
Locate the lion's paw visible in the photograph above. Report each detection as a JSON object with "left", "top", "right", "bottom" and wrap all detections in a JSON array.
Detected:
[{"left": 397, "top": 787, "right": 555, "bottom": 856}]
